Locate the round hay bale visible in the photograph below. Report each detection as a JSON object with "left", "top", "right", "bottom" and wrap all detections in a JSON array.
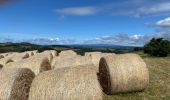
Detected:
[
  {"left": 0, "top": 57, "right": 14, "bottom": 66},
  {"left": 25, "top": 51, "right": 34, "bottom": 56},
  {"left": 59, "top": 50, "right": 77, "bottom": 57},
  {"left": 52, "top": 56, "right": 93, "bottom": 69},
  {"left": 32, "top": 50, "right": 38, "bottom": 55},
  {"left": 0, "top": 53, "right": 9, "bottom": 57},
  {"left": 51, "top": 50, "right": 58, "bottom": 56},
  {"left": 0, "top": 68, "right": 35, "bottom": 100},
  {"left": 29, "top": 65, "right": 103, "bottom": 100},
  {"left": 0, "top": 55, "right": 4, "bottom": 59},
  {"left": 98, "top": 53, "right": 149, "bottom": 94},
  {"left": 7, "top": 52, "right": 30, "bottom": 62},
  {"left": 6, "top": 56, "right": 51, "bottom": 75},
  {"left": 37, "top": 52, "right": 53, "bottom": 63},
  {"left": 85, "top": 52, "right": 116, "bottom": 72},
  {"left": 85, "top": 52, "right": 102, "bottom": 67},
  {"left": 42, "top": 50, "right": 57, "bottom": 57},
  {"left": 0, "top": 64, "right": 3, "bottom": 70}
]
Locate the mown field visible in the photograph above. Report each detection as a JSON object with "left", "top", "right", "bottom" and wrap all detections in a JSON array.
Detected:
[{"left": 105, "top": 52, "right": 170, "bottom": 100}]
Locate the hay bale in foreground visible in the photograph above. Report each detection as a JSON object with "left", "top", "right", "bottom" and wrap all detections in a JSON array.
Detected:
[
  {"left": 0, "top": 57, "right": 14, "bottom": 66},
  {"left": 98, "top": 53, "right": 149, "bottom": 94},
  {"left": 0, "top": 68, "right": 35, "bottom": 100},
  {"left": 29, "top": 65, "right": 103, "bottom": 100},
  {"left": 6, "top": 55, "right": 51, "bottom": 75},
  {"left": 52, "top": 56, "right": 93, "bottom": 69}
]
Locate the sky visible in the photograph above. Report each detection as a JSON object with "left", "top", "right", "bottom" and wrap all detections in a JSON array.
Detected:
[{"left": 0, "top": 0, "right": 170, "bottom": 46}]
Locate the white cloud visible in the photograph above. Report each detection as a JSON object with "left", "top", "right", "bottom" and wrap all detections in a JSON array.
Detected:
[
  {"left": 54, "top": 6, "right": 98, "bottom": 16},
  {"left": 146, "top": 17, "right": 170, "bottom": 33},
  {"left": 84, "top": 32, "right": 170, "bottom": 46},
  {"left": 138, "top": 3, "right": 170, "bottom": 14},
  {"left": 156, "top": 17, "right": 170, "bottom": 27},
  {"left": 121, "top": 2, "right": 170, "bottom": 17}
]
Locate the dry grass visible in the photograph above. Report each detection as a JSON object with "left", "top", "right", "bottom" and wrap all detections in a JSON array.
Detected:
[
  {"left": 0, "top": 68, "right": 35, "bottom": 100},
  {"left": 29, "top": 65, "right": 103, "bottom": 100},
  {"left": 104, "top": 54, "right": 170, "bottom": 100}
]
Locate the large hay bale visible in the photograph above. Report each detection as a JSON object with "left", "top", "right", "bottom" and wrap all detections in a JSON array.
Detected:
[
  {"left": 98, "top": 53, "right": 149, "bottom": 94},
  {"left": 32, "top": 50, "right": 38, "bottom": 55},
  {"left": 59, "top": 50, "right": 77, "bottom": 57},
  {"left": 0, "top": 68, "right": 35, "bottom": 100},
  {"left": 29, "top": 65, "right": 103, "bottom": 100},
  {"left": 0, "top": 57, "right": 14, "bottom": 66},
  {"left": 44, "top": 50, "right": 58, "bottom": 57},
  {"left": 85, "top": 52, "right": 103, "bottom": 67},
  {"left": 85, "top": 52, "right": 115, "bottom": 71},
  {"left": 6, "top": 55, "right": 51, "bottom": 75},
  {"left": 52, "top": 56, "right": 93, "bottom": 69},
  {"left": 37, "top": 51, "right": 53, "bottom": 63}
]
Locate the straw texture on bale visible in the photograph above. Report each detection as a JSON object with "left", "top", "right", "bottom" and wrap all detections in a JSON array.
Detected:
[
  {"left": 0, "top": 57, "right": 14, "bottom": 66},
  {"left": 7, "top": 52, "right": 29, "bottom": 62},
  {"left": 6, "top": 55, "right": 51, "bottom": 75},
  {"left": 0, "top": 68, "right": 35, "bottom": 100},
  {"left": 85, "top": 52, "right": 116, "bottom": 71},
  {"left": 37, "top": 51, "right": 53, "bottom": 63},
  {"left": 32, "top": 50, "right": 38, "bottom": 55},
  {"left": 98, "top": 53, "right": 149, "bottom": 94},
  {"left": 29, "top": 65, "right": 103, "bottom": 100},
  {"left": 59, "top": 50, "right": 77, "bottom": 57},
  {"left": 44, "top": 50, "right": 58, "bottom": 57},
  {"left": 52, "top": 56, "right": 93, "bottom": 69},
  {"left": 85, "top": 52, "right": 102, "bottom": 67}
]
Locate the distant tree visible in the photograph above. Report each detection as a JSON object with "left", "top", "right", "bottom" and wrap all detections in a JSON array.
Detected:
[
  {"left": 143, "top": 38, "right": 170, "bottom": 57},
  {"left": 134, "top": 47, "right": 143, "bottom": 51}
]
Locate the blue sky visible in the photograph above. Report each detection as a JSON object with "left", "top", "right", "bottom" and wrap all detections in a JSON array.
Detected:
[{"left": 0, "top": 0, "right": 170, "bottom": 46}]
